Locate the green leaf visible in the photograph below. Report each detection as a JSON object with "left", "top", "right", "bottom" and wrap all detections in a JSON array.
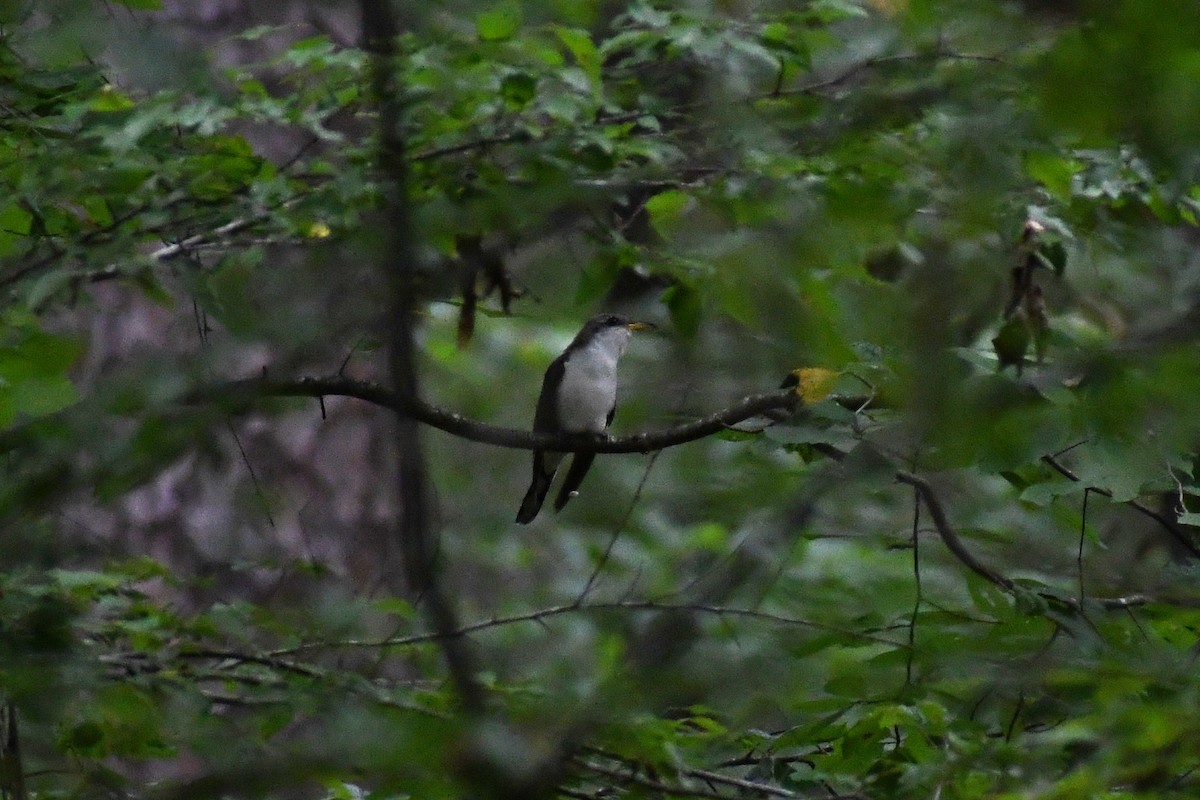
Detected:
[
  {"left": 199, "top": 252, "right": 265, "bottom": 336},
  {"left": 52, "top": 568, "right": 126, "bottom": 595},
  {"left": 991, "top": 316, "right": 1029, "bottom": 371},
  {"left": 716, "top": 276, "right": 760, "bottom": 329},
  {"left": 663, "top": 282, "right": 702, "bottom": 339},
  {"left": 1035, "top": 241, "right": 1068, "bottom": 275},
  {"left": 644, "top": 190, "right": 692, "bottom": 237},
  {"left": 554, "top": 27, "right": 601, "bottom": 91},
  {"left": 9, "top": 329, "right": 81, "bottom": 375},
  {"left": 1024, "top": 151, "right": 1080, "bottom": 199},
  {"left": 7, "top": 375, "right": 78, "bottom": 417},
  {"left": 574, "top": 258, "right": 618, "bottom": 306},
  {"left": 476, "top": 2, "right": 521, "bottom": 41},
  {"left": 80, "top": 195, "right": 113, "bottom": 226},
  {"left": 90, "top": 85, "right": 135, "bottom": 112},
  {"left": 25, "top": 270, "right": 75, "bottom": 311},
  {"left": 687, "top": 522, "right": 728, "bottom": 552},
  {"left": 1019, "top": 477, "right": 1085, "bottom": 506},
  {"left": 373, "top": 597, "right": 415, "bottom": 619},
  {"left": 112, "top": 0, "right": 162, "bottom": 8},
  {"left": 500, "top": 72, "right": 537, "bottom": 108},
  {"left": 59, "top": 721, "right": 105, "bottom": 755},
  {"left": 94, "top": 684, "right": 173, "bottom": 757},
  {"left": 1069, "top": 440, "right": 1164, "bottom": 503},
  {"left": 0, "top": 202, "right": 33, "bottom": 258},
  {"left": 760, "top": 21, "right": 791, "bottom": 46}
]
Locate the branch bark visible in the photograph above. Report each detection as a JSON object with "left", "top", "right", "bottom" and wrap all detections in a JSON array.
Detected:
[
  {"left": 896, "top": 471, "right": 1015, "bottom": 592},
  {"left": 571, "top": 758, "right": 783, "bottom": 800},
  {"left": 206, "top": 375, "right": 798, "bottom": 454},
  {"left": 1040, "top": 454, "right": 1200, "bottom": 559},
  {"left": 896, "top": 471, "right": 1150, "bottom": 612},
  {"left": 359, "top": 0, "right": 484, "bottom": 714},
  {"left": 0, "top": 701, "right": 26, "bottom": 800},
  {"left": 268, "top": 599, "right": 907, "bottom": 656}
]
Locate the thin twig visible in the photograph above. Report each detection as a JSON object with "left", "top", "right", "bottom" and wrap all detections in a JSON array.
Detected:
[
  {"left": 905, "top": 485, "right": 922, "bottom": 686},
  {"left": 176, "top": 649, "right": 323, "bottom": 679},
  {"left": 780, "top": 49, "right": 1009, "bottom": 97},
  {"left": 1041, "top": 454, "right": 1200, "bottom": 559},
  {"left": 1049, "top": 439, "right": 1090, "bottom": 459},
  {"left": 410, "top": 132, "right": 531, "bottom": 163},
  {"left": 575, "top": 449, "right": 662, "bottom": 606},
  {"left": 583, "top": 745, "right": 798, "bottom": 797},
  {"left": 270, "top": 599, "right": 908, "bottom": 657},
  {"left": 577, "top": 385, "right": 696, "bottom": 605},
  {"left": 896, "top": 472, "right": 1014, "bottom": 591},
  {"left": 224, "top": 419, "right": 275, "bottom": 529},
  {"left": 682, "top": 766, "right": 796, "bottom": 798},
  {"left": 1005, "top": 692, "right": 1025, "bottom": 742},
  {"left": 1168, "top": 462, "right": 1189, "bottom": 517},
  {"left": 896, "top": 471, "right": 1151, "bottom": 612},
  {"left": 572, "top": 758, "right": 751, "bottom": 800},
  {"left": 1078, "top": 489, "right": 1090, "bottom": 604}
]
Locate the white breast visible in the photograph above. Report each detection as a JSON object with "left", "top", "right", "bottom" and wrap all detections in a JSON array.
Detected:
[{"left": 555, "top": 326, "right": 631, "bottom": 433}]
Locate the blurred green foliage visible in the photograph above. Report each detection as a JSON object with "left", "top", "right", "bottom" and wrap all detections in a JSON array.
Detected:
[{"left": 0, "top": 0, "right": 1199, "bottom": 798}]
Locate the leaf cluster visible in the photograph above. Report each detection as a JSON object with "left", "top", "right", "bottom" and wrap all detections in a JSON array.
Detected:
[{"left": 1, "top": 2, "right": 1200, "bottom": 799}]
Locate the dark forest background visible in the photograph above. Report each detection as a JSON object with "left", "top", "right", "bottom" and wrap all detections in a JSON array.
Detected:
[{"left": 2, "top": 1, "right": 1200, "bottom": 798}]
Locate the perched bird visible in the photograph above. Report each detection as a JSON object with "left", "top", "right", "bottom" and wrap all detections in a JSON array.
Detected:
[{"left": 515, "top": 314, "right": 652, "bottom": 524}]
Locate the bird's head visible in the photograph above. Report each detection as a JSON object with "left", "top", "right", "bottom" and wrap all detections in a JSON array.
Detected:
[{"left": 572, "top": 313, "right": 655, "bottom": 357}]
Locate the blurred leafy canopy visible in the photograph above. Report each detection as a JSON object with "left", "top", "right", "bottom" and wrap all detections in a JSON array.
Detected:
[{"left": 1, "top": 1, "right": 1200, "bottom": 798}]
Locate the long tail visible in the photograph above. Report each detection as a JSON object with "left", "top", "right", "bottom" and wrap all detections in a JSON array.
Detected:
[
  {"left": 554, "top": 452, "right": 595, "bottom": 512},
  {"left": 516, "top": 451, "right": 557, "bottom": 524}
]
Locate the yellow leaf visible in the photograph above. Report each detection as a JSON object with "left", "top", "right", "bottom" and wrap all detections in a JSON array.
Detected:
[
  {"left": 787, "top": 368, "right": 841, "bottom": 404},
  {"left": 307, "top": 222, "right": 331, "bottom": 239}
]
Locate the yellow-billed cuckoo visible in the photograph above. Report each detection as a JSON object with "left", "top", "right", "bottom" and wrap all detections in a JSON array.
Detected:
[{"left": 515, "top": 314, "right": 652, "bottom": 524}]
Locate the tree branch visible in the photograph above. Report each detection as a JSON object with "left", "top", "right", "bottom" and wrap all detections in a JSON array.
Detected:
[
  {"left": 0, "top": 701, "right": 26, "bottom": 800},
  {"left": 359, "top": 0, "right": 485, "bottom": 715},
  {"left": 207, "top": 375, "right": 798, "bottom": 454},
  {"left": 896, "top": 472, "right": 1015, "bottom": 592},
  {"left": 269, "top": 599, "right": 907, "bottom": 656},
  {"left": 896, "top": 471, "right": 1150, "bottom": 612},
  {"left": 571, "top": 758, "right": 762, "bottom": 800},
  {"left": 578, "top": 748, "right": 798, "bottom": 799},
  {"left": 1040, "top": 454, "right": 1200, "bottom": 559},
  {"left": 784, "top": 49, "right": 1008, "bottom": 98}
]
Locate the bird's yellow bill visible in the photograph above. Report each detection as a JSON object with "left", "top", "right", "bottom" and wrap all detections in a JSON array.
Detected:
[{"left": 627, "top": 321, "right": 655, "bottom": 331}]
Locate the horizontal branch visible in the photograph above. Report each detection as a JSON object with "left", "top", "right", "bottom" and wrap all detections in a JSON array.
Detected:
[
  {"left": 785, "top": 49, "right": 1008, "bottom": 97},
  {"left": 205, "top": 375, "right": 798, "bottom": 454},
  {"left": 268, "top": 599, "right": 906, "bottom": 657},
  {"left": 581, "top": 747, "right": 805, "bottom": 800},
  {"left": 572, "top": 758, "right": 783, "bottom": 800}
]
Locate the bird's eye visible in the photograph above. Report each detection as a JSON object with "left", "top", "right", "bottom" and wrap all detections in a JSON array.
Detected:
[{"left": 606, "top": 314, "right": 620, "bottom": 325}]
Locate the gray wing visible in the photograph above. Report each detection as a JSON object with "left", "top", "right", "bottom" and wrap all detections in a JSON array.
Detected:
[
  {"left": 533, "top": 355, "right": 567, "bottom": 433},
  {"left": 517, "top": 355, "right": 569, "bottom": 524}
]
